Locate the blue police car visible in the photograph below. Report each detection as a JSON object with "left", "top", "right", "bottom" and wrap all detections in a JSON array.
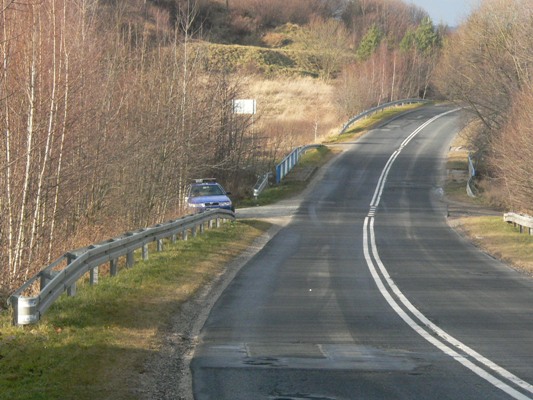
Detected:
[{"left": 185, "top": 179, "right": 234, "bottom": 214}]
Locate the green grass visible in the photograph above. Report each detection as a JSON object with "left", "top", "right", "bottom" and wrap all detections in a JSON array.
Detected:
[
  {"left": 444, "top": 179, "right": 490, "bottom": 206},
  {"left": 0, "top": 220, "right": 271, "bottom": 400},
  {"left": 242, "top": 180, "right": 308, "bottom": 208}
]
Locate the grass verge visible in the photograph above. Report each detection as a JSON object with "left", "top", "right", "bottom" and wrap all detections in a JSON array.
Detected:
[
  {"left": 455, "top": 216, "right": 533, "bottom": 274},
  {"left": 445, "top": 125, "right": 533, "bottom": 275},
  {"left": 0, "top": 220, "right": 271, "bottom": 400}
]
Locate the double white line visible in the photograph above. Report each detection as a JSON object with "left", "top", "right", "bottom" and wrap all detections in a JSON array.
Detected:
[{"left": 363, "top": 109, "right": 533, "bottom": 399}]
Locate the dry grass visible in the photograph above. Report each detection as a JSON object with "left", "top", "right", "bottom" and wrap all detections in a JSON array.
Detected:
[
  {"left": 243, "top": 77, "right": 342, "bottom": 144},
  {"left": 456, "top": 216, "right": 533, "bottom": 275}
]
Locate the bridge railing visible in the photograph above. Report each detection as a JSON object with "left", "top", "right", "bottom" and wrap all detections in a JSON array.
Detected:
[{"left": 275, "top": 144, "right": 323, "bottom": 184}]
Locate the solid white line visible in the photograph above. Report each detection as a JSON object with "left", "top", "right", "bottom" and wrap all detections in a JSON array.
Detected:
[
  {"left": 363, "top": 218, "right": 530, "bottom": 399},
  {"left": 363, "top": 109, "right": 533, "bottom": 399},
  {"left": 370, "top": 150, "right": 399, "bottom": 207}
]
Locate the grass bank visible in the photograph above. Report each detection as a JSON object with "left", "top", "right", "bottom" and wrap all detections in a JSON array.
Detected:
[
  {"left": 0, "top": 220, "right": 270, "bottom": 400},
  {"left": 454, "top": 216, "right": 533, "bottom": 274}
]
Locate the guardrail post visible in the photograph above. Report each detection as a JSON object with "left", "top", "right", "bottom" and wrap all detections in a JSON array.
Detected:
[
  {"left": 90, "top": 266, "right": 99, "bottom": 285},
  {"left": 182, "top": 229, "right": 188, "bottom": 241},
  {"left": 67, "top": 282, "right": 77, "bottom": 297},
  {"left": 208, "top": 219, "right": 214, "bottom": 229},
  {"left": 157, "top": 239, "right": 163, "bottom": 252},
  {"left": 199, "top": 222, "right": 205, "bottom": 235},
  {"left": 216, "top": 217, "right": 221, "bottom": 228},
  {"left": 66, "top": 252, "right": 77, "bottom": 296},
  {"left": 171, "top": 234, "right": 177, "bottom": 243},
  {"left": 142, "top": 244, "right": 149, "bottom": 261},
  {"left": 110, "top": 259, "right": 118, "bottom": 276},
  {"left": 126, "top": 251, "right": 135, "bottom": 268},
  {"left": 192, "top": 225, "right": 197, "bottom": 238}
]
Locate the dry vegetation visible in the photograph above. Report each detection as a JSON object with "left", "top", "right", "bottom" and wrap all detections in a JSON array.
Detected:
[
  {"left": 1, "top": 0, "right": 444, "bottom": 296},
  {"left": 435, "top": 0, "right": 533, "bottom": 214},
  {"left": 4, "top": 0, "right": 531, "bottom": 302},
  {"left": 245, "top": 77, "right": 340, "bottom": 145}
]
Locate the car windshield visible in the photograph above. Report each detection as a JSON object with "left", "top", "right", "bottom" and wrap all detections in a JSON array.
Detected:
[{"left": 190, "top": 185, "right": 224, "bottom": 197}]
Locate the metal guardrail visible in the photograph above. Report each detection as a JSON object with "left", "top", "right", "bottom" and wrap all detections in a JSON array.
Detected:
[
  {"left": 467, "top": 153, "right": 477, "bottom": 198},
  {"left": 275, "top": 144, "right": 323, "bottom": 184},
  {"left": 8, "top": 209, "right": 235, "bottom": 326},
  {"left": 255, "top": 99, "right": 429, "bottom": 195},
  {"left": 253, "top": 172, "right": 272, "bottom": 198},
  {"left": 504, "top": 212, "right": 533, "bottom": 235},
  {"left": 339, "top": 98, "right": 429, "bottom": 135}
]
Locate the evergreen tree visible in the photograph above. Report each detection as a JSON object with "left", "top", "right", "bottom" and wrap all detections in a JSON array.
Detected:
[
  {"left": 414, "top": 17, "right": 441, "bottom": 55},
  {"left": 356, "top": 24, "right": 383, "bottom": 61},
  {"left": 401, "top": 17, "right": 441, "bottom": 55}
]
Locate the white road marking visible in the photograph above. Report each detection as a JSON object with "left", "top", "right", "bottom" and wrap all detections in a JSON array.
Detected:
[{"left": 363, "top": 109, "right": 533, "bottom": 399}]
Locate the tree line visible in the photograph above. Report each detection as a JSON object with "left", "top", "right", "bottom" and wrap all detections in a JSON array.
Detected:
[
  {"left": 0, "top": 0, "right": 268, "bottom": 297},
  {"left": 435, "top": 0, "right": 533, "bottom": 214}
]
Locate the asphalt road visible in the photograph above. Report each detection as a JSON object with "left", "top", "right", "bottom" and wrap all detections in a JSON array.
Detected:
[{"left": 190, "top": 105, "right": 533, "bottom": 400}]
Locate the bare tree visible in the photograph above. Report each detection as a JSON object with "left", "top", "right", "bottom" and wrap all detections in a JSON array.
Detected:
[
  {"left": 491, "top": 87, "right": 533, "bottom": 213},
  {"left": 434, "top": 0, "right": 533, "bottom": 192},
  {"left": 299, "top": 16, "right": 351, "bottom": 80}
]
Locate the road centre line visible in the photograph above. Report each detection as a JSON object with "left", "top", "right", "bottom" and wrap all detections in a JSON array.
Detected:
[{"left": 363, "top": 109, "right": 533, "bottom": 399}]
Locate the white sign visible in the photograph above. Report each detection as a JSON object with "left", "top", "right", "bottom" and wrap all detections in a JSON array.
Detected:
[{"left": 232, "top": 99, "right": 256, "bottom": 115}]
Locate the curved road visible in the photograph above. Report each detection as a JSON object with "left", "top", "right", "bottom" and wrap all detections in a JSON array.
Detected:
[{"left": 191, "top": 105, "right": 533, "bottom": 399}]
